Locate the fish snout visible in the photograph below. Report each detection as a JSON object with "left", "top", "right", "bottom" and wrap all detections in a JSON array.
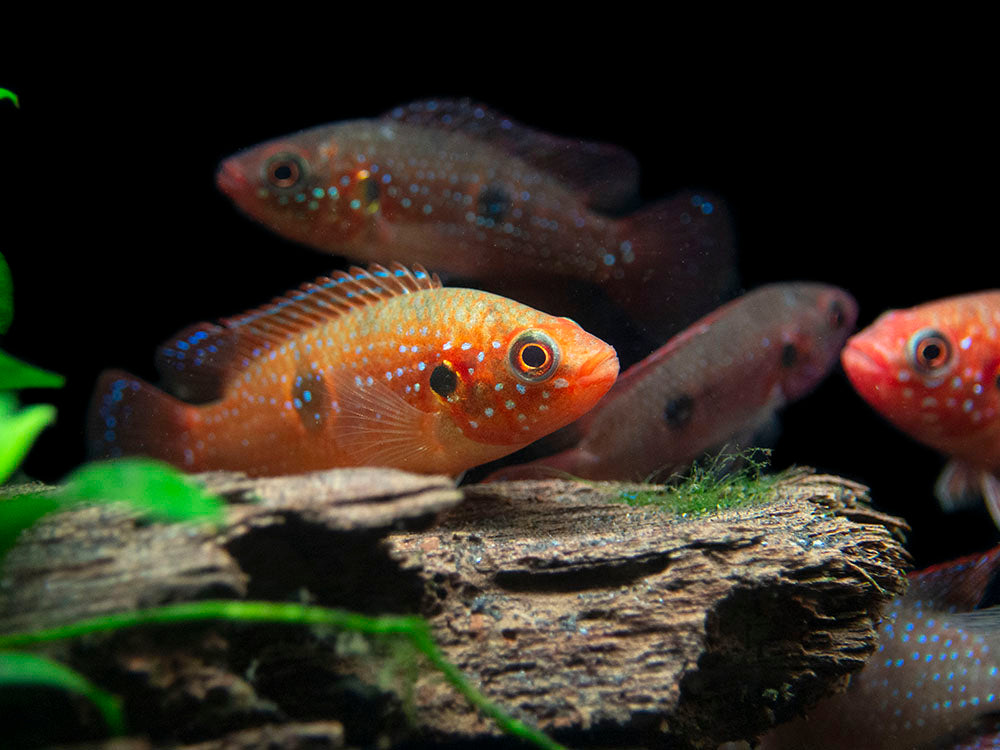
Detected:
[
  {"left": 578, "top": 347, "right": 620, "bottom": 390},
  {"left": 215, "top": 159, "right": 250, "bottom": 199},
  {"left": 840, "top": 334, "right": 893, "bottom": 395}
]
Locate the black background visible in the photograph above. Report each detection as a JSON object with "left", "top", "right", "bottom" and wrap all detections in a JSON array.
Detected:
[{"left": 2, "top": 41, "right": 995, "bottom": 570}]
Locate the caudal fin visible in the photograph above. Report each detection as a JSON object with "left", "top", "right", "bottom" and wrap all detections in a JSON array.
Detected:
[
  {"left": 87, "top": 369, "right": 198, "bottom": 469},
  {"left": 607, "top": 190, "right": 738, "bottom": 339}
]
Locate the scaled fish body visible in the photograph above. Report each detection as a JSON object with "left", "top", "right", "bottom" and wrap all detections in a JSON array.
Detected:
[
  {"left": 216, "top": 99, "right": 736, "bottom": 335},
  {"left": 760, "top": 546, "right": 1000, "bottom": 750},
  {"left": 88, "top": 264, "right": 618, "bottom": 477},
  {"left": 841, "top": 292, "right": 1000, "bottom": 524},
  {"left": 490, "top": 283, "right": 857, "bottom": 481}
]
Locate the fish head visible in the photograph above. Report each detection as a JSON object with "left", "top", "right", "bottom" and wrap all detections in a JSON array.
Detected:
[
  {"left": 769, "top": 284, "right": 859, "bottom": 403},
  {"left": 841, "top": 293, "right": 1000, "bottom": 450},
  {"left": 427, "top": 300, "right": 619, "bottom": 447},
  {"left": 216, "top": 122, "right": 386, "bottom": 249}
]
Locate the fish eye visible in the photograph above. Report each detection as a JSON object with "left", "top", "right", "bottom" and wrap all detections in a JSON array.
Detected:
[
  {"left": 908, "top": 328, "right": 952, "bottom": 373},
  {"left": 263, "top": 152, "right": 308, "bottom": 190},
  {"left": 508, "top": 329, "right": 560, "bottom": 383},
  {"left": 828, "top": 300, "right": 847, "bottom": 330}
]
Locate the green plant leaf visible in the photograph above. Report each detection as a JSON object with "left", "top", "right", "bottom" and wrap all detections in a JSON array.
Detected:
[
  {"left": 56, "top": 458, "right": 225, "bottom": 524},
  {"left": 0, "top": 252, "right": 12, "bottom": 334},
  {"left": 0, "top": 403, "right": 56, "bottom": 483},
  {"left": 0, "top": 651, "right": 125, "bottom": 735},
  {"left": 0, "top": 491, "right": 59, "bottom": 567},
  {"left": 0, "top": 601, "right": 564, "bottom": 750},
  {"left": 0, "top": 350, "right": 65, "bottom": 390},
  {"left": 0, "top": 88, "right": 18, "bottom": 108}
]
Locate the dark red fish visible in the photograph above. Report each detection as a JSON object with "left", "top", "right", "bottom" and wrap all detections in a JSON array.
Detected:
[
  {"left": 761, "top": 546, "right": 1000, "bottom": 750},
  {"left": 488, "top": 283, "right": 857, "bottom": 481},
  {"left": 216, "top": 99, "right": 736, "bottom": 337}
]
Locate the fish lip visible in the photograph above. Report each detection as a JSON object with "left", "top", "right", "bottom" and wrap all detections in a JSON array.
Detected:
[
  {"left": 215, "top": 160, "right": 248, "bottom": 198},
  {"left": 578, "top": 349, "right": 620, "bottom": 388},
  {"left": 840, "top": 337, "right": 885, "bottom": 382}
]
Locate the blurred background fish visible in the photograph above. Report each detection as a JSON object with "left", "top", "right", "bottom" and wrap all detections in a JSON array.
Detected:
[
  {"left": 760, "top": 545, "right": 1000, "bottom": 750},
  {"left": 216, "top": 99, "right": 737, "bottom": 346},
  {"left": 488, "top": 283, "right": 857, "bottom": 481}
]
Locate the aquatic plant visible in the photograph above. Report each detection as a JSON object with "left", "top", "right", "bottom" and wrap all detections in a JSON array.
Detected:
[
  {"left": 614, "top": 447, "right": 784, "bottom": 516},
  {"left": 0, "top": 601, "right": 566, "bottom": 749}
]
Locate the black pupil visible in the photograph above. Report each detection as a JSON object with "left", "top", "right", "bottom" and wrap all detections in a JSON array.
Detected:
[
  {"left": 273, "top": 164, "right": 293, "bottom": 181},
  {"left": 429, "top": 364, "right": 458, "bottom": 398},
  {"left": 521, "top": 344, "right": 547, "bottom": 369},
  {"left": 921, "top": 342, "right": 942, "bottom": 363}
]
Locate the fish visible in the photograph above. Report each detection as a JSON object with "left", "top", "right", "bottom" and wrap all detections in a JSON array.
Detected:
[
  {"left": 759, "top": 546, "right": 1000, "bottom": 750},
  {"left": 840, "top": 291, "right": 1000, "bottom": 525},
  {"left": 487, "top": 283, "right": 857, "bottom": 481},
  {"left": 87, "top": 263, "right": 619, "bottom": 477},
  {"left": 215, "top": 99, "right": 736, "bottom": 338}
]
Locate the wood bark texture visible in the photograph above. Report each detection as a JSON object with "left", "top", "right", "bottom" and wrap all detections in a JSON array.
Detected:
[{"left": 0, "top": 468, "right": 910, "bottom": 749}]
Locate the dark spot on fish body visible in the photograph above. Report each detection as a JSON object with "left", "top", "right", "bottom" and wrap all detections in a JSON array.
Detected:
[
  {"left": 781, "top": 343, "right": 798, "bottom": 368},
  {"left": 358, "top": 173, "right": 380, "bottom": 210},
  {"left": 430, "top": 363, "right": 458, "bottom": 399},
  {"left": 663, "top": 394, "right": 694, "bottom": 429},
  {"left": 477, "top": 183, "right": 512, "bottom": 226},
  {"left": 293, "top": 370, "right": 328, "bottom": 430}
]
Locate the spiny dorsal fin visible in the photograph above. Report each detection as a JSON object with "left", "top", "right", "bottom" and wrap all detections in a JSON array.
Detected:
[
  {"left": 383, "top": 99, "right": 640, "bottom": 213},
  {"left": 223, "top": 262, "right": 440, "bottom": 347},
  {"left": 156, "top": 263, "right": 440, "bottom": 402}
]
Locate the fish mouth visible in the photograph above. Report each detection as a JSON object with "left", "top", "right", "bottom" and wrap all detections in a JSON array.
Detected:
[
  {"left": 840, "top": 336, "right": 886, "bottom": 386},
  {"left": 578, "top": 349, "right": 620, "bottom": 389},
  {"left": 215, "top": 159, "right": 249, "bottom": 198}
]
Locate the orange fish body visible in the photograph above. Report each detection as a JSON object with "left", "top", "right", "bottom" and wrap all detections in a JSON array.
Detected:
[
  {"left": 216, "top": 99, "right": 735, "bottom": 336},
  {"left": 89, "top": 264, "right": 618, "bottom": 477},
  {"left": 841, "top": 291, "right": 1000, "bottom": 522}
]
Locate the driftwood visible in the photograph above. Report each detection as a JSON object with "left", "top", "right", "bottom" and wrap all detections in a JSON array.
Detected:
[{"left": 0, "top": 468, "right": 910, "bottom": 749}]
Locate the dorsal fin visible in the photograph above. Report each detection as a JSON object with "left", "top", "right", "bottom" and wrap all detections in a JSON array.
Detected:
[
  {"left": 156, "top": 263, "right": 441, "bottom": 402},
  {"left": 222, "top": 262, "right": 439, "bottom": 347},
  {"left": 383, "top": 99, "right": 640, "bottom": 213}
]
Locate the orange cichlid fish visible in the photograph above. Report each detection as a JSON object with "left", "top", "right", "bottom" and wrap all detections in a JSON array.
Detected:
[
  {"left": 841, "top": 291, "right": 1000, "bottom": 525},
  {"left": 88, "top": 263, "right": 619, "bottom": 477},
  {"left": 489, "top": 283, "right": 857, "bottom": 481},
  {"left": 760, "top": 546, "right": 1000, "bottom": 750},
  {"left": 215, "top": 99, "right": 736, "bottom": 336}
]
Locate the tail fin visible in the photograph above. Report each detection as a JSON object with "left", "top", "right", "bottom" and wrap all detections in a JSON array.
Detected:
[
  {"left": 606, "top": 190, "right": 738, "bottom": 339},
  {"left": 87, "top": 369, "right": 198, "bottom": 470}
]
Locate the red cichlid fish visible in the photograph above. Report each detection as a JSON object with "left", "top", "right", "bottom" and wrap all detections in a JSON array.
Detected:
[
  {"left": 489, "top": 283, "right": 857, "bottom": 481},
  {"left": 841, "top": 291, "right": 1000, "bottom": 525},
  {"left": 760, "top": 546, "right": 1000, "bottom": 750},
  {"left": 215, "top": 99, "right": 736, "bottom": 337},
  {"left": 88, "top": 264, "right": 618, "bottom": 477}
]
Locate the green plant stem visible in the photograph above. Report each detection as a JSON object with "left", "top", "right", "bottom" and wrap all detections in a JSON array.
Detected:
[{"left": 0, "top": 600, "right": 566, "bottom": 750}]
